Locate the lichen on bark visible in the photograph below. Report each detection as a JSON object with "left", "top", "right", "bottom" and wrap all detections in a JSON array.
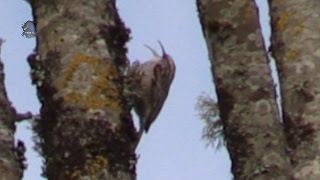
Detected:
[
  {"left": 197, "top": 0, "right": 293, "bottom": 179},
  {"left": 28, "top": 0, "right": 136, "bottom": 179},
  {"left": 269, "top": 0, "right": 320, "bottom": 178},
  {"left": 0, "top": 39, "right": 24, "bottom": 180}
]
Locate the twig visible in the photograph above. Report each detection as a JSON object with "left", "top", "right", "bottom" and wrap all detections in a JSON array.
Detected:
[
  {"left": 16, "top": 111, "right": 34, "bottom": 122},
  {"left": 0, "top": 38, "right": 5, "bottom": 54}
]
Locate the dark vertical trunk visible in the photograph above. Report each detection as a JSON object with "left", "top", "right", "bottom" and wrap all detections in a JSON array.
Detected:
[{"left": 0, "top": 39, "right": 23, "bottom": 180}]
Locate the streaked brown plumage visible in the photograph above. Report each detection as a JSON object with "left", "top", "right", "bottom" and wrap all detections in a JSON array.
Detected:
[{"left": 129, "top": 41, "right": 175, "bottom": 144}]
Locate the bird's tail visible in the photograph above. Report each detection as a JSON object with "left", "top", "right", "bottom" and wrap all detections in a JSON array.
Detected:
[{"left": 133, "top": 119, "right": 145, "bottom": 150}]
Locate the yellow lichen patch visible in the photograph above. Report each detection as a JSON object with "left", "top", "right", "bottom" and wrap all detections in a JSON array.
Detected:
[
  {"left": 66, "top": 169, "right": 82, "bottom": 179},
  {"left": 243, "top": 1, "right": 254, "bottom": 21},
  {"left": 84, "top": 155, "right": 109, "bottom": 177},
  {"left": 57, "top": 53, "right": 122, "bottom": 110},
  {"left": 85, "top": 96, "right": 108, "bottom": 109},
  {"left": 56, "top": 53, "right": 98, "bottom": 90},
  {"left": 286, "top": 50, "right": 300, "bottom": 61},
  {"left": 63, "top": 91, "right": 83, "bottom": 104},
  {"left": 277, "top": 10, "right": 294, "bottom": 31},
  {"left": 85, "top": 63, "right": 122, "bottom": 110},
  {"left": 291, "top": 17, "right": 305, "bottom": 35}
]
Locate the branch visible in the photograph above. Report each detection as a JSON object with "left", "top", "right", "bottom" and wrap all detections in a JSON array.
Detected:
[{"left": 16, "top": 111, "right": 34, "bottom": 122}]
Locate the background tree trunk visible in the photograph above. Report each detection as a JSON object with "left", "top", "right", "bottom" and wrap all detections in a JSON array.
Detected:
[
  {"left": 197, "top": 0, "right": 292, "bottom": 179},
  {"left": 269, "top": 0, "right": 320, "bottom": 178},
  {"left": 0, "top": 40, "right": 23, "bottom": 180},
  {"left": 29, "top": 0, "right": 136, "bottom": 179}
]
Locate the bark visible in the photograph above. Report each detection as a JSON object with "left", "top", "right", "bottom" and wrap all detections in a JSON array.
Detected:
[
  {"left": 269, "top": 0, "right": 320, "bottom": 179},
  {"left": 0, "top": 40, "right": 23, "bottom": 179},
  {"left": 197, "top": 0, "right": 292, "bottom": 179},
  {"left": 29, "top": 1, "right": 136, "bottom": 179}
]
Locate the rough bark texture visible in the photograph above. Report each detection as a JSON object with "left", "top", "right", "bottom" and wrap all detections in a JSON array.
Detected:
[
  {"left": 269, "top": 0, "right": 320, "bottom": 179},
  {"left": 0, "top": 40, "right": 23, "bottom": 179},
  {"left": 29, "top": 1, "right": 136, "bottom": 179},
  {"left": 197, "top": 0, "right": 292, "bottom": 179}
]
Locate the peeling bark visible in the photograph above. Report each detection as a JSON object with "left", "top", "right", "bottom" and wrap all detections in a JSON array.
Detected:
[
  {"left": 269, "top": 0, "right": 320, "bottom": 179},
  {"left": 197, "top": 0, "right": 292, "bottom": 179},
  {"left": 29, "top": 1, "right": 136, "bottom": 179},
  {"left": 0, "top": 39, "right": 23, "bottom": 179}
]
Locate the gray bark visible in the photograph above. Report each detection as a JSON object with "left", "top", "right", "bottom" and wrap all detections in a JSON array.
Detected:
[
  {"left": 269, "top": 0, "right": 320, "bottom": 179},
  {"left": 197, "top": 0, "right": 293, "bottom": 179},
  {"left": 29, "top": 1, "right": 136, "bottom": 179}
]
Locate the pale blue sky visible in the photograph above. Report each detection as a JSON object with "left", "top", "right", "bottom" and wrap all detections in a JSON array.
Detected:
[{"left": 0, "top": 0, "right": 270, "bottom": 179}]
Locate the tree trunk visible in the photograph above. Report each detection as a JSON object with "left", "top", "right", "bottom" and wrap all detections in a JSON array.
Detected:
[
  {"left": 269, "top": 0, "right": 320, "bottom": 179},
  {"left": 0, "top": 40, "right": 23, "bottom": 180},
  {"left": 29, "top": 1, "right": 136, "bottom": 179},
  {"left": 197, "top": 0, "right": 292, "bottom": 179}
]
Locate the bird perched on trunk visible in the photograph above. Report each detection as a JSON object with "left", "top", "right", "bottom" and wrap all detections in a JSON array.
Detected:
[{"left": 127, "top": 41, "right": 176, "bottom": 149}]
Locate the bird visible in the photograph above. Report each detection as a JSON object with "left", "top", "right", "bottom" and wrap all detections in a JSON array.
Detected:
[{"left": 128, "top": 41, "right": 176, "bottom": 148}]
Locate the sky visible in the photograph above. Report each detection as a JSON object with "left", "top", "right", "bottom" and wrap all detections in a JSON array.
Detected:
[{"left": 0, "top": 0, "right": 270, "bottom": 179}]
